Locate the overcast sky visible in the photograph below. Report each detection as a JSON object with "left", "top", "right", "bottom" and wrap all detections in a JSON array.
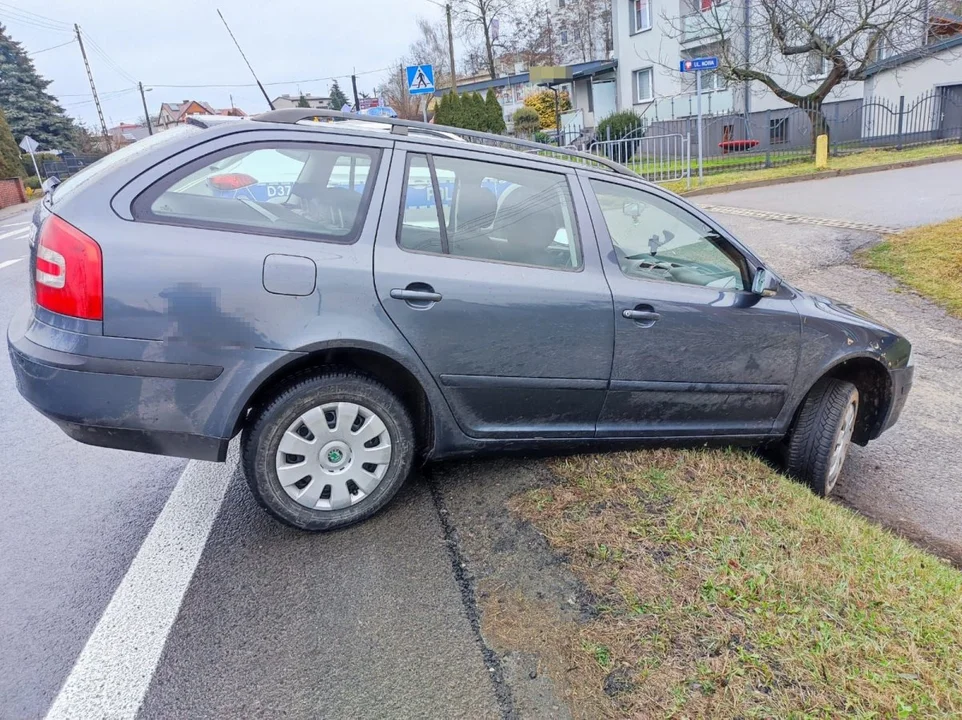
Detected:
[{"left": 5, "top": 0, "right": 436, "bottom": 128}]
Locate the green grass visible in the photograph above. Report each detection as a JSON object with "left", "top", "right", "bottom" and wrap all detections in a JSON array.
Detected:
[
  {"left": 511, "top": 449, "right": 962, "bottom": 719},
  {"left": 860, "top": 218, "right": 962, "bottom": 318},
  {"left": 651, "top": 142, "right": 962, "bottom": 195}
]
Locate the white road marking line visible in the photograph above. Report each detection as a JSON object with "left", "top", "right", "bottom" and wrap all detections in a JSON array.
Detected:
[
  {"left": 0, "top": 227, "right": 31, "bottom": 241},
  {"left": 44, "top": 455, "right": 234, "bottom": 720},
  {"left": 700, "top": 204, "right": 899, "bottom": 235},
  {"left": 0, "top": 221, "right": 31, "bottom": 228},
  {"left": 0, "top": 257, "right": 25, "bottom": 270}
]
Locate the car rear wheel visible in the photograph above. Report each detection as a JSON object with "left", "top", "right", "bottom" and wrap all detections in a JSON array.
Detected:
[
  {"left": 786, "top": 378, "right": 860, "bottom": 497},
  {"left": 242, "top": 371, "right": 415, "bottom": 531}
]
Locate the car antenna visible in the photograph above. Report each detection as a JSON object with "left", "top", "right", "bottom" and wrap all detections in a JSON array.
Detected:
[{"left": 216, "top": 9, "right": 274, "bottom": 110}]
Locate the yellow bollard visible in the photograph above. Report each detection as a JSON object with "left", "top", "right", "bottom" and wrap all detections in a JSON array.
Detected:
[{"left": 815, "top": 134, "right": 829, "bottom": 169}]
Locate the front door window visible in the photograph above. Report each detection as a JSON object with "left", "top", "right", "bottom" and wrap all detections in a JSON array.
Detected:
[{"left": 590, "top": 179, "right": 747, "bottom": 291}]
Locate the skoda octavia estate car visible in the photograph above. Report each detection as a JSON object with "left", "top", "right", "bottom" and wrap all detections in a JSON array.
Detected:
[{"left": 8, "top": 110, "right": 913, "bottom": 531}]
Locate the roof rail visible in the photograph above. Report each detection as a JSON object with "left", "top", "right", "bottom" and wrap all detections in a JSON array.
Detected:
[{"left": 249, "top": 108, "right": 640, "bottom": 178}]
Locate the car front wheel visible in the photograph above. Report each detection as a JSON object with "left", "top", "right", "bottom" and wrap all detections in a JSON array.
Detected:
[
  {"left": 786, "top": 378, "right": 860, "bottom": 497},
  {"left": 242, "top": 371, "right": 415, "bottom": 531}
]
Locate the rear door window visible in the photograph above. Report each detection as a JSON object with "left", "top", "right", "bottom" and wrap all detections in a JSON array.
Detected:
[
  {"left": 398, "top": 153, "right": 581, "bottom": 270},
  {"left": 134, "top": 143, "right": 380, "bottom": 243}
]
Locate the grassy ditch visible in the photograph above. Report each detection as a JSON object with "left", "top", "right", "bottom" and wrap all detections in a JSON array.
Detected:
[
  {"left": 511, "top": 449, "right": 962, "bottom": 718},
  {"left": 861, "top": 218, "right": 962, "bottom": 319}
]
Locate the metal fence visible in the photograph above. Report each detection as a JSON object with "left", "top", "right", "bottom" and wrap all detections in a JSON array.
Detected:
[
  {"left": 41, "top": 153, "right": 104, "bottom": 180},
  {"left": 589, "top": 130, "right": 691, "bottom": 185},
  {"left": 592, "top": 88, "right": 962, "bottom": 180}
]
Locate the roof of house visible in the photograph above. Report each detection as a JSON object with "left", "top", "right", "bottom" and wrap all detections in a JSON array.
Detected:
[
  {"left": 440, "top": 59, "right": 618, "bottom": 95},
  {"left": 108, "top": 123, "right": 151, "bottom": 142},
  {"left": 158, "top": 100, "right": 217, "bottom": 122},
  {"left": 863, "top": 33, "right": 962, "bottom": 77}
]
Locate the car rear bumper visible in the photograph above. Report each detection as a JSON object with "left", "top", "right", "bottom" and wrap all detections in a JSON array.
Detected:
[
  {"left": 7, "top": 304, "right": 286, "bottom": 462},
  {"left": 880, "top": 365, "right": 913, "bottom": 435}
]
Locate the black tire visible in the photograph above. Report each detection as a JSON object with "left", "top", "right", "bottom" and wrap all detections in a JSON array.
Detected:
[
  {"left": 242, "top": 371, "right": 415, "bottom": 531},
  {"left": 786, "top": 378, "right": 860, "bottom": 497}
]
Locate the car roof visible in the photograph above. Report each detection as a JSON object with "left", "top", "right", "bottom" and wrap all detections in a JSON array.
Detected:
[{"left": 190, "top": 109, "right": 643, "bottom": 180}]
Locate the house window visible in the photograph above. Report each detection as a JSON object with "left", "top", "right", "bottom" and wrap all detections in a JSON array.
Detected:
[
  {"left": 574, "top": 27, "right": 582, "bottom": 42},
  {"left": 633, "top": 68, "right": 654, "bottom": 103},
  {"left": 875, "top": 36, "right": 892, "bottom": 61},
  {"left": 770, "top": 117, "right": 788, "bottom": 145},
  {"left": 561, "top": 30, "right": 569, "bottom": 44},
  {"left": 809, "top": 36, "right": 835, "bottom": 77},
  {"left": 630, "top": 0, "right": 651, "bottom": 33},
  {"left": 559, "top": 0, "right": 566, "bottom": 6}
]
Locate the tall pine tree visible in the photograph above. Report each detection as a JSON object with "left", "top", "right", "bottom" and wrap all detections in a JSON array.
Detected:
[
  {"left": 0, "top": 24, "right": 77, "bottom": 150},
  {"left": 328, "top": 80, "right": 349, "bottom": 110},
  {"left": 0, "top": 108, "right": 24, "bottom": 178}
]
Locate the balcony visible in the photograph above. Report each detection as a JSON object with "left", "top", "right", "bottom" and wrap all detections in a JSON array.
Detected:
[{"left": 680, "top": 4, "right": 731, "bottom": 50}]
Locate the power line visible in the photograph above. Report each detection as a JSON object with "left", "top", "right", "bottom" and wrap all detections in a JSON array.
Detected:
[
  {"left": 0, "top": 3, "right": 73, "bottom": 33},
  {"left": 28, "top": 39, "right": 75, "bottom": 55},
  {"left": 79, "top": 29, "right": 138, "bottom": 86},
  {"left": 0, "top": 2, "right": 71, "bottom": 27},
  {"left": 146, "top": 65, "right": 395, "bottom": 90}
]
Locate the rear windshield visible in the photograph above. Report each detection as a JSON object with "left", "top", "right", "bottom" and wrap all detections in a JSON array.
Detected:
[{"left": 47, "top": 125, "right": 203, "bottom": 206}]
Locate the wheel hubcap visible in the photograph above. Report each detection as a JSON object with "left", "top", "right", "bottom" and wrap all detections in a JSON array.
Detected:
[
  {"left": 827, "top": 399, "right": 857, "bottom": 493},
  {"left": 275, "top": 402, "right": 392, "bottom": 511}
]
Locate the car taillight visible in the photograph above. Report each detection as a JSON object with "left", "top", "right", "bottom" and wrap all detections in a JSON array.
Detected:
[
  {"left": 35, "top": 215, "right": 103, "bottom": 320},
  {"left": 208, "top": 173, "right": 257, "bottom": 191}
]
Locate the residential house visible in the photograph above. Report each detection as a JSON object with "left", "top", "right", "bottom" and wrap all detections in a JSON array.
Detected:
[
  {"left": 613, "top": 0, "right": 962, "bottom": 120},
  {"left": 156, "top": 100, "right": 217, "bottom": 129},
  {"left": 271, "top": 93, "right": 331, "bottom": 109},
  {"left": 107, "top": 123, "right": 151, "bottom": 148},
  {"left": 156, "top": 100, "right": 246, "bottom": 130},
  {"left": 440, "top": 59, "right": 618, "bottom": 135}
]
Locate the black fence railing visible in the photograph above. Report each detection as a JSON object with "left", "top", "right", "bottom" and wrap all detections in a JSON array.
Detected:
[
  {"left": 41, "top": 153, "right": 104, "bottom": 180},
  {"left": 603, "top": 89, "right": 962, "bottom": 178}
]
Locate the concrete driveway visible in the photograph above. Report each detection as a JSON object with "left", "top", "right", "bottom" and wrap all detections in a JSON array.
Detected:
[{"left": 696, "top": 161, "right": 962, "bottom": 561}]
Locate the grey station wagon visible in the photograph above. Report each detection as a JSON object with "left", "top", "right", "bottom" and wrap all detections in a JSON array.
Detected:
[{"left": 8, "top": 110, "right": 913, "bottom": 530}]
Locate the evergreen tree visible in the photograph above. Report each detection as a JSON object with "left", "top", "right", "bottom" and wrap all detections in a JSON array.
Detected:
[
  {"left": 0, "top": 25, "right": 77, "bottom": 150},
  {"left": 484, "top": 89, "right": 506, "bottom": 134},
  {"left": 0, "top": 108, "right": 24, "bottom": 178},
  {"left": 297, "top": 94, "right": 310, "bottom": 108},
  {"left": 328, "top": 80, "right": 349, "bottom": 110},
  {"left": 464, "top": 93, "right": 486, "bottom": 131}
]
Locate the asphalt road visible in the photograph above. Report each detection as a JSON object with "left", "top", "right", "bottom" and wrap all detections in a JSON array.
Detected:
[{"left": 1, "top": 161, "right": 960, "bottom": 719}]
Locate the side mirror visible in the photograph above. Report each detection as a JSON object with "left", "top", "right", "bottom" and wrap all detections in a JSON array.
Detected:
[
  {"left": 623, "top": 201, "right": 643, "bottom": 221},
  {"left": 752, "top": 267, "right": 780, "bottom": 297}
]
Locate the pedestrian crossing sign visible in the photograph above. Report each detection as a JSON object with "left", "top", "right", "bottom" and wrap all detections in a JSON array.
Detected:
[{"left": 406, "top": 64, "right": 435, "bottom": 95}]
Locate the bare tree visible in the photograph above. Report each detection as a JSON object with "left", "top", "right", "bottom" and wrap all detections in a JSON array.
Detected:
[
  {"left": 409, "top": 17, "right": 451, "bottom": 89},
  {"left": 557, "top": 0, "right": 610, "bottom": 62},
  {"left": 662, "top": 0, "right": 930, "bottom": 141},
  {"left": 452, "top": 0, "right": 511, "bottom": 78},
  {"left": 504, "top": 0, "right": 562, "bottom": 66}
]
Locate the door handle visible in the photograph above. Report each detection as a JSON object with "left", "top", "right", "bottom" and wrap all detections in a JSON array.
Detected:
[
  {"left": 391, "top": 288, "right": 442, "bottom": 303},
  {"left": 622, "top": 309, "right": 661, "bottom": 322}
]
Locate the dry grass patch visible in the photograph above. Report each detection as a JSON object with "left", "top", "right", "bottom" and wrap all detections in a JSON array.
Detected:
[
  {"left": 511, "top": 449, "right": 962, "bottom": 719},
  {"left": 861, "top": 218, "right": 962, "bottom": 318}
]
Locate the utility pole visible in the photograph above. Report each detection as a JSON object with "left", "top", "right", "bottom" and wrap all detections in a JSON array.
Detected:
[
  {"left": 75, "top": 25, "right": 111, "bottom": 152},
  {"left": 351, "top": 72, "right": 361, "bottom": 111},
  {"left": 446, "top": 3, "right": 457, "bottom": 93},
  {"left": 138, "top": 82, "right": 153, "bottom": 135}
]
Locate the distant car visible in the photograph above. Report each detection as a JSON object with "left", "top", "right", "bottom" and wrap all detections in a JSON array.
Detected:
[
  {"left": 360, "top": 106, "right": 398, "bottom": 118},
  {"left": 8, "top": 110, "right": 913, "bottom": 531}
]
